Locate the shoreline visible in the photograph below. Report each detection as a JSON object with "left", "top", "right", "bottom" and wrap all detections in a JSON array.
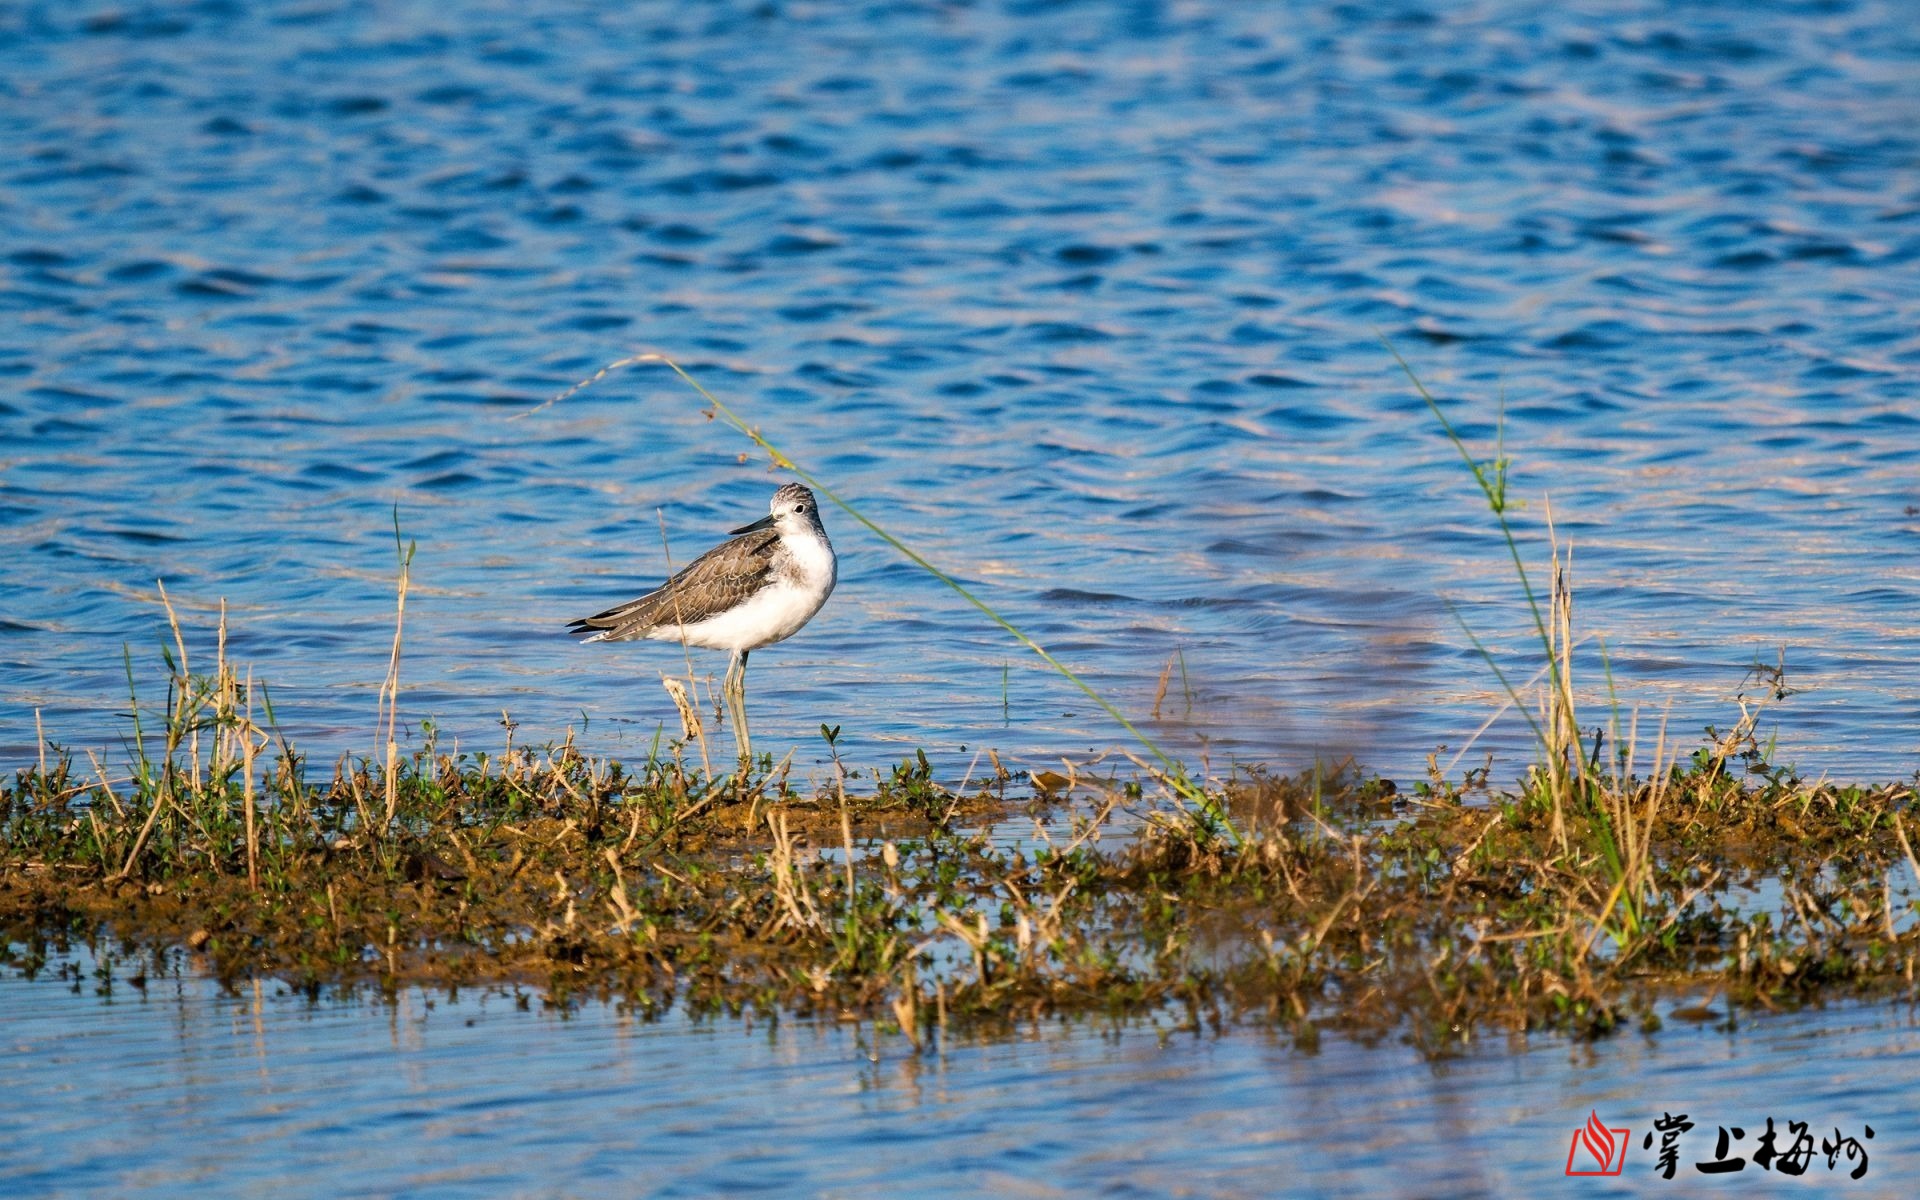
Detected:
[{"left": 8, "top": 714, "right": 1916, "bottom": 1056}]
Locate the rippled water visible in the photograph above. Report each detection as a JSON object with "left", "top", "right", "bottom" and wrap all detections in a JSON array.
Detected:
[
  {"left": 4, "top": 2, "right": 1920, "bottom": 1189},
  {"left": 3, "top": 0, "right": 1918, "bottom": 784},
  {"left": 2, "top": 952, "right": 1916, "bottom": 1198}
]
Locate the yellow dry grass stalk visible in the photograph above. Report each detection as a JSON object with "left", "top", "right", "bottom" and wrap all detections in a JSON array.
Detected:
[
  {"left": 767, "top": 808, "right": 823, "bottom": 932},
  {"left": 379, "top": 511, "right": 415, "bottom": 827}
]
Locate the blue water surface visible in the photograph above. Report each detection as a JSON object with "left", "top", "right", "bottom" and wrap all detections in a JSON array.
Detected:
[
  {"left": 3, "top": 0, "right": 1918, "bottom": 785},
  {"left": 1, "top": 950, "right": 1917, "bottom": 1199}
]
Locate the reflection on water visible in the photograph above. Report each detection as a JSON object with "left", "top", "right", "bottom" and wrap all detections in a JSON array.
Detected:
[
  {"left": 1, "top": 1, "right": 1916, "bottom": 785},
  {"left": 2, "top": 952, "right": 1917, "bottom": 1198}
]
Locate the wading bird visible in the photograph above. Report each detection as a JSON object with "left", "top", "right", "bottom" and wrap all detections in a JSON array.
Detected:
[{"left": 569, "top": 482, "right": 836, "bottom": 764}]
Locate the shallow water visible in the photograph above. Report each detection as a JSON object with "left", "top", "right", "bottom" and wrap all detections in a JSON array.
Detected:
[
  {"left": 2, "top": 1, "right": 1918, "bottom": 785},
  {"left": 1, "top": 952, "right": 1915, "bottom": 1198}
]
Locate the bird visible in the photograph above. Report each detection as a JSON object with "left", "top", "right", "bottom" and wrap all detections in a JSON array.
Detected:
[{"left": 569, "top": 482, "right": 837, "bottom": 765}]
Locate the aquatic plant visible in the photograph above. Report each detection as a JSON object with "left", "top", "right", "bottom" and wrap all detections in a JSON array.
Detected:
[
  {"left": 1385, "top": 342, "right": 1840, "bottom": 969},
  {"left": 4, "top": 603, "right": 1917, "bottom": 1055}
]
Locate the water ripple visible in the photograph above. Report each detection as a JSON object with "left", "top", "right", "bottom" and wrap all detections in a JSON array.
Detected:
[{"left": 0, "top": 0, "right": 1916, "bottom": 787}]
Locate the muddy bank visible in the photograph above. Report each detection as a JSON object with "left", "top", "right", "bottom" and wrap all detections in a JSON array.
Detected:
[{"left": 7, "top": 714, "right": 1917, "bottom": 1055}]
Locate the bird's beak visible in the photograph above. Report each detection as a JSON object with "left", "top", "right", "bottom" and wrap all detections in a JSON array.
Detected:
[{"left": 729, "top": 513, "right": 776, "bottom": 535}]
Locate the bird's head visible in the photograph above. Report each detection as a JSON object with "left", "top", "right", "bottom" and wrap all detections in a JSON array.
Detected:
[{"left": 731, "top": 482, "right": 823, "bottom": 537}]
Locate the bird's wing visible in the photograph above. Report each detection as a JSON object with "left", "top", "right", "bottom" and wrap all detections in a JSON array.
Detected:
[{"left": 569, "top": 529, "right": 781, "bottom": 641}]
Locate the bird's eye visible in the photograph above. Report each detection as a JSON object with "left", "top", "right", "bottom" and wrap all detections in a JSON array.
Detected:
[{"left": 796, "top": 502, "right": 809, "bottom": 513}]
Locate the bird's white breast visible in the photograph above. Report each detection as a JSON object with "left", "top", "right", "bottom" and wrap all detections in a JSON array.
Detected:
[{"left": 782, "top": 527, "right": 837, "bottom": 594}]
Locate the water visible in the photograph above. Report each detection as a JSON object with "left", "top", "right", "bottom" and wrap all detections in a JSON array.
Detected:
[
  {"left": 1, "top": 952, "right": 1915, "bottom": 1198},
  {"left": 2, "top": 2, "right": 1918, "bottom": 1188},
  {"left": 2, "top": 0, "right": 1917, "bottom": 786}
]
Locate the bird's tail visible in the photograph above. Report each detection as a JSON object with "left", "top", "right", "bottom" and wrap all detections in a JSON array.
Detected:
[
  {"left": 568, "top": 594, "right": 657, "bottom": 642},
  {"left": 567, "top": 614, "right": 615, "bottom": 642}
]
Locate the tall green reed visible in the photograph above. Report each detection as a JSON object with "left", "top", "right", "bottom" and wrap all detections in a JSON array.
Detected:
[{"left": 1386, "top": 339, "right": 1651, "bottom": 945}]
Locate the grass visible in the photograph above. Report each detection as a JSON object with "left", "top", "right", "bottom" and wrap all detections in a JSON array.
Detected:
[{"left": 3, "top": 349, "right": 1918, "bottom": 1055}]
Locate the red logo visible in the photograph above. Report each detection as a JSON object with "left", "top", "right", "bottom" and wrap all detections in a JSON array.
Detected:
[{"left": 1566, "top": 1110, "right": 1630, "bottom": 1176}]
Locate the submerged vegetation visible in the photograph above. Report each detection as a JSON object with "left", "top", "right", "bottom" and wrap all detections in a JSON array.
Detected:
[{"left": 5, "top": 353, "right": 1917, "bottom": 1056}]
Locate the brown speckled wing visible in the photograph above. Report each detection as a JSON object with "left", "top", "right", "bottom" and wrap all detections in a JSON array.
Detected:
[{"left": 569, "top": 529, "right": 781, "bottom": 641}]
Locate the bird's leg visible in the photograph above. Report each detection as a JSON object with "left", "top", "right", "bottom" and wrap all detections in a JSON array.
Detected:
[
  {"left": 736, "top": 650, "right": 752, "bottom": 765},
  {"left": 725, "top": 649, "right": 751, "bottom": 767},
  {"left": 721, "top": 651, "right": 739, "bottom": 762}
]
